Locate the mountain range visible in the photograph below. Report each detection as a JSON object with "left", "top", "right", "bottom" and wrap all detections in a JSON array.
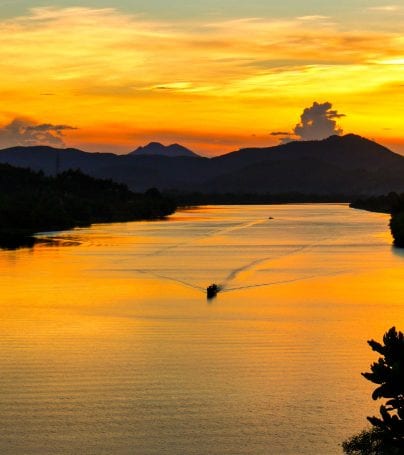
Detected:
[{"left": 1, "top": 135, "right": 404, "bottom": 196}]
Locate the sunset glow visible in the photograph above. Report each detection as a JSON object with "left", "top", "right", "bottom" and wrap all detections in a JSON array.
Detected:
[{"left": 0, "top": 3, "right": 403, "bottom": 155}]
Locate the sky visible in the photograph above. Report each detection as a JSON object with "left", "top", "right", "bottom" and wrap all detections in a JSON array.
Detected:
[{"left": 0, "top": 0, "right": 403, "bottom": 156}]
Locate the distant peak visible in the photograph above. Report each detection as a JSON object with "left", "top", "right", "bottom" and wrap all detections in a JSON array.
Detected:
[{"left": 129, "top": 142, "right": 200, "bottom": 158}]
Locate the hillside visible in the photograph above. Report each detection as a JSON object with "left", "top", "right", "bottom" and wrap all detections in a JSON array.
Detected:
[
  {"left": 0, "top": 164, "right": 176, "bottom": 248},
  {"left": 1, "top": 135, "right": 403, "bottom": 196}
]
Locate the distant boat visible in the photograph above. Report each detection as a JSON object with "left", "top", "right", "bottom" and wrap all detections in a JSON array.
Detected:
[
  {"left": 268, "top": 216, "right": 274, "bottom": 219},
  {"left": 207, "top": 284, "right": 221, "bottom": 299}
]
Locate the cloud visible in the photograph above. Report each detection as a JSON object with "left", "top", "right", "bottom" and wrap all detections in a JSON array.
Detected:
[
  {"left": 0, "top": 118, "right": 77, "bottom": 148},
  {"left": 1, "top": 6, "right": 403, "bottom": 97},
  {"left": 0, "top": 7, "right": 402, "bottom": 154},
  {"left": 296, "top": 15, "right": 330, "bottom": 21},
  {"left": 279, "top": 136, "right": 294, "bottom": 145},
  {"left": 272, "top": 102, "right": 345, "bottom": 143},
  {"left": 368, "top": 5, "right": 400, "bottom": 11},
  {"left": 293, "top": 102, "right": 345, "bottom": 140}
]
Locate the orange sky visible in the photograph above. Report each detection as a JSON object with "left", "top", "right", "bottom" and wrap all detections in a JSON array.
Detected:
[{"left": 0, "top": 6, "right": 403, "bottom": 156}]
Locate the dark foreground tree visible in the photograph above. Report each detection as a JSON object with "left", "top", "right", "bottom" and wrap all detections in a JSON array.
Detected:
[
  {"left": 343, "top": 327, "right": 404, "bottom": 454},
  {"left": 390, "top": 212, "right": 404, "bottom": 247}
]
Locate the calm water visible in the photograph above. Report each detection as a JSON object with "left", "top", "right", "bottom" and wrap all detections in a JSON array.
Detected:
[{"left": 1, "top": 204, "right": 403, "bottom": 454}]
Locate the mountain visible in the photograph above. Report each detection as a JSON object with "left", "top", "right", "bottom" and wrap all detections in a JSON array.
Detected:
[
  {"left": 130, "top": 142, "right": 200, "bottom": 158},
  {"left": 0, "top": 145, "right": 208, "bottom": 191},
  {"left": 212, "top": 134, "right": 403, "bottom": 172},
  {"left": 0, "top": 135, "right": 403, "bottom": 196},
  {"left": 205, "top": 134, "right": 404, "bottom": 194}
]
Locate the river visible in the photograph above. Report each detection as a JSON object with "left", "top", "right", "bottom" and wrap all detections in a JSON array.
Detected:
[{"left": 1, "top": 204, "right": 403, "bottom": 454}]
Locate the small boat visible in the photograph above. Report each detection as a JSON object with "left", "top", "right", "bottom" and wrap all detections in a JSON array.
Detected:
[{"left": 207, "top": 283, "right": 221, "bottom": 299}]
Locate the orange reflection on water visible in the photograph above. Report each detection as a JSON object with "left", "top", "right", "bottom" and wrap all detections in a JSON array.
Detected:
[{"left": 0, "top": 205, "right": 403, "bottom": 454}]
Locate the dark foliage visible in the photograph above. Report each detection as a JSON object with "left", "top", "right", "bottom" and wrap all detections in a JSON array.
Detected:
[
  {"left": 0, "top": 164, "right": 176, "bottom": 247},
  {"left": 390, "top": 213, "right": 404, "bottom": 248},
  {"left": 343, "top": 328, "right": 404, "bottom": 454},
  {"left": 342, "top": 428, "right": 399, "bottom": 455},
  {"left": 363, "top": 328, "right": 404, "bottom": 442},
  {"left": 350, "top": 193, "right": 404, "bottom": 214},
  {"left": 350, "top": 193, "right": 404, "bottom": 248},
  {"left": 167, "top": 191, "right": 350, "bottom": 206}
]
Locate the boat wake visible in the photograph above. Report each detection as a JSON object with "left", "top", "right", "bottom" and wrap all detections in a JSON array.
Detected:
[
  {"left": 148, "top": 218, "right": 268, "bottom": 256},
  {"left": 223, "top": 270, "right": 349, "bottom": 292},
  {"left": 219, "top": 236, "right": 332, "bottom": 290}
]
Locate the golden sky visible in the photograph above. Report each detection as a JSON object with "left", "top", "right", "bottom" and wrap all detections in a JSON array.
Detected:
[{"left": 0, "top": 5, "right": 403, "bottom": 155}]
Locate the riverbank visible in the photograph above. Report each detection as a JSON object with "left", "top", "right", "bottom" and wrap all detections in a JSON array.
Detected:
[
  {"left": 0, "top": 164, "right": 176, "bottom": 250},
  {"left": 350, "top": 192, "right": 404, "bottom": 247}
]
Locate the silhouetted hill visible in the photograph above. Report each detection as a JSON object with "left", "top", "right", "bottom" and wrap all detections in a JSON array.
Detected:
[
  {"left": 205, "top": 158, "right": 369, "bottom": 194},
  {"left": 212, "top": 134, "right": 403, "bottom": 173},
  {"left": 1, "top": 135, "right": 403, "bottom": 196},
  {"left": 206, "top": 135, "right": 404, "bottom": 194},
  {"left": 130, "top": 142, "right": 200, "bottom": 158},
  {"left": 0, "top": 163, "right": 176, "bottom": 248},
  {"left": 0, "top": 145, "right": 207, "bottom": 191},
  {"left": 0, "top": 145, "right": 117, "bottom": 175}
]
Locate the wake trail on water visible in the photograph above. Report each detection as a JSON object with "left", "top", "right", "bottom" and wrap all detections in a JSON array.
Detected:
[
  {"left": 100, "top": 225, "right": 348, "bottom": 295},
  {"left": 223, "top": 270, "right": 349, "bottom": 292},
  {"left": 148, "top": 218, "right": 268, "bottom": 256},
  {"left": 128, "top": 268, "right": 205, "bottom": 292},
  {"left": 219, "top": 235, "right": 333, "bottom": 290},
  {"left": 129, "top": 266, "right": 348, "bottom": 295}
]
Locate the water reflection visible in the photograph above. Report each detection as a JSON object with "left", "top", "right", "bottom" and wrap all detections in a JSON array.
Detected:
[
  {"left": 0, "top": 204, "right": 402, "bottom": 455},
  {"left": 0, "top": 235, "right": 37, "bottom": 250},
  {"left": 0, "top": 234, "right": 82, "bottom": 251},
  {"left": 391, "top": 244, "right": 404, "bottom": 258}
]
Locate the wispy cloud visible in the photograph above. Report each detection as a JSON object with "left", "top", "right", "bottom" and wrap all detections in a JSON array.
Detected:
[
  {"left": 0, "top": 118, "right": 77, "bottom": 148},
  {"left": 368, "top": 5, "right": 401, "bottom": 11},
  {"left": 0, "top": 7, "right": 402, "bottom": 153},
  {"left": 1, "top": 7, "right": 402, "bottom": 95},
  {"left": 296, "top": 15, "right": 330, "bottom": 21}
]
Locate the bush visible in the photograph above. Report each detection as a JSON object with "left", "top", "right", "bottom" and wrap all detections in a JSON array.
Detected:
[{"left": 343, "top": 328, "right": 404, "bottom": 454}]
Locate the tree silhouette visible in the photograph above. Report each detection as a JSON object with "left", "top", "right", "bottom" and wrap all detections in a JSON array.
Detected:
[
  {"left": 364, "top": 328, "right": 404, "bottom": 444},
  {"left": 390, "top": 213, "right": 404, "bottom": 247},
  {"left": 343, "top": 327, "right": 404, "bottom": 454},
  {"left": 0, "top": 164, "right": 176, "bottom": 248}
]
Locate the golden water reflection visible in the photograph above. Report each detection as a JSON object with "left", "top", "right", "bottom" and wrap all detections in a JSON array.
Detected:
[{"left": 0, "top": 204, "right": 403, "bottom": 454}]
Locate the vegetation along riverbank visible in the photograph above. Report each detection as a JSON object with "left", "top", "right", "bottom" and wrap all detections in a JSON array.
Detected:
[
  {"left": 0, "top": 164, "right": 176, "bottom": 249},
  {"left": 350, "top": 193, "right": 404, "bottom": 247}
]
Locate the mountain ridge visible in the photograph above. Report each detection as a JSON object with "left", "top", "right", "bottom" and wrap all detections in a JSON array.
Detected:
[{"left": 1, "top": 134, "right": 403, "bottom": 196}]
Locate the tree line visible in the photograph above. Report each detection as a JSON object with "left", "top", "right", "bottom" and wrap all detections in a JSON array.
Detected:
[
  {"left": 350, "top": 193, "right": 404, "bottom": 247},
  {"left": 0, "top": 164, "right": 176, "bottom": 248}
]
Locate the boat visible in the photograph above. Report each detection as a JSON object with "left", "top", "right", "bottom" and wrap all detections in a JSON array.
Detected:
[{"left": 207, "top": 283, "right": 221, "bottom": 299}]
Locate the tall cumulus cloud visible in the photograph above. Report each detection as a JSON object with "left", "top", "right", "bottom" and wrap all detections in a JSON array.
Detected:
[
  {"left": 273, "top": 102, "right": 345, "bottom": 143},
  {"left": 0, "top": 118, "right": 77, "bottom": 148}
]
